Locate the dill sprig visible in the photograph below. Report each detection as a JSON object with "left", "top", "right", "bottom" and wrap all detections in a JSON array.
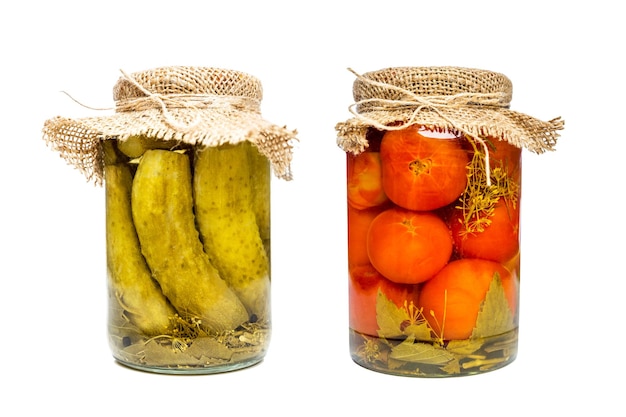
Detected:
[{"left": 456, "top": 137, "right": 519, "bottom": 235}]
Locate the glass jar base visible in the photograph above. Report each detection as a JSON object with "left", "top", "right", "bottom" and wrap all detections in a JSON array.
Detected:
[
  {"left": 114, "top": 356, "right": 264, "bottom": 375},
  {"left": 109, "top": 330, "right": 269, "bottom": 375},
  {"left": 349, "top": 327, "right": 518, "bottom": 378}
]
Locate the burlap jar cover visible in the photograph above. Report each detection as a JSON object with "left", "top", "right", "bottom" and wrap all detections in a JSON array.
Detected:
[
  {"left": 336, "top": 67, "right": 563, "bottom": 154},
  {"left": 43, "top": 66, "right": 297, "bottom": 184}
]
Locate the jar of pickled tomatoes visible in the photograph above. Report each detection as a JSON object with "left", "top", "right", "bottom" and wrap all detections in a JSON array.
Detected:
[{"left": 336, "top": 66, "right": 564, "bottom": 377}]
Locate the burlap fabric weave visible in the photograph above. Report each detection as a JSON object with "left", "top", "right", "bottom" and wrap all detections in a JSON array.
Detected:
[
  {"left": 336, "top": 67, "right": 563, "bottom": 154},
  {"left": 43, "top": 66, "right": 297, "bottom": 184}
]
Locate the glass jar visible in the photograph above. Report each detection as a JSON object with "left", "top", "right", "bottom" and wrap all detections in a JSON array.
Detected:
[
  {"left": 43, "top": 66, "right": 296, "bottom": 374},
  {"left": 336, "top": 66, "right": 563, "bottom": 377}
]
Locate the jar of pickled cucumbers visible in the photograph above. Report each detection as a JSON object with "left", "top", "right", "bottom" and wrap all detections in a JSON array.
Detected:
[
  {"left": 336, "top": 66, "right": 564, "bottom": 377},
  {"left": 43, "top": 66, "right": 296, "bottom": 374}
]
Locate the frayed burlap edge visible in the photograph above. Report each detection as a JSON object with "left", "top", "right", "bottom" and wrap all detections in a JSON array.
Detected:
[
  {"left": 43, "top": 111, "right": 297, "bottom": 184},
  {"left": 42, "top": 66, "right": 298, "bottom": 185},
  {"left": 336, "top": 67, "right": 564, "bottom": 154}
]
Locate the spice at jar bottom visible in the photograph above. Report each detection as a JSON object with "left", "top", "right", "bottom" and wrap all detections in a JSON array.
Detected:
[
  {"left": 336, "top": 66, "right": 563, "bottom": 377},
  {"left": 43, "top": 66, "right": 297, "bottom": 374}
]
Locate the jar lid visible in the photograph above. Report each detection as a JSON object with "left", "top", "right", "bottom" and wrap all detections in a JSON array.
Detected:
[
  {"left": 336, "top": 66, "right": 563, "bottom": 154},
  {"left": 43, "top": 66, "right": 297, "bottom": 184}
]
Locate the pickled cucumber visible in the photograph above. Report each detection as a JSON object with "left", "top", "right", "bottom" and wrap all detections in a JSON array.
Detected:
[
  {"left": 131, "top": 149, "right": 249, "bottom": 332},
  {"left": 194, "top": 143, "right": 271, "bottom": 320},
  {"left": 117, "top": 134, "right": 180, "bottom": 159},
  {"left": 246, "top": 142, "right": 271, "bottom": 248},
  {"left": 105, "top": 160, "right": 176, "bottom": 336}
]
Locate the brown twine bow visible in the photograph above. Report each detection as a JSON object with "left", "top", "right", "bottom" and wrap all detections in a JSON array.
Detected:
[{"left": 347, "top": 68, "right": 501, "bottom": 185}]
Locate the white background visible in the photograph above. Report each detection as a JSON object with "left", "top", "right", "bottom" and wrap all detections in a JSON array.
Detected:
[{"left": 2, "top": 1, "right": 623, "bottom": 415}]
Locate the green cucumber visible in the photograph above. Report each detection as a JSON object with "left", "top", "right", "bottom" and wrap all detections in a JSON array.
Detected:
[
  {"left": 105, "top": 161, "right": 176, "bottom": 336},
  {"left": 193, "top": 143, "right": 271, "bottom": 320},
  {"left": 131, "top": 149, "right": 249, "bottom": 332}
]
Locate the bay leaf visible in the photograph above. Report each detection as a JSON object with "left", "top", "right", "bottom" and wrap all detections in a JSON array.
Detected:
[
  {"left": 185, "top": 337, "right": 233, "bottom": 361},
  {"left": 403, "top": 322, "right": 435, "bottom": 341},
  {"left": 446, "top": 338, "right": 483, "bottom": 356},
  {"left": 375, "top": 290, "right": 410, "bottom": 339},
  {"left": 471, "top": 272, "right": 514, "bottom": 339},
  {"left": 389, "top": 336, "right": 455, "bottom": 365},
  {"left": 375, "top": 290, "right": 434, "bottom": 340},
  {"left": 441, "top": 358, "right": 462, "bottom": 375}
]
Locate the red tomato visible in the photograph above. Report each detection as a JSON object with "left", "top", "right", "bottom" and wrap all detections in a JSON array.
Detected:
[
  {"left": 367, "top": 207, "right": 452, "bottom": 284},
  {"left": 450, "top": 199, "right": 520, "bottom": 263},
  {"left": 347, "top": 204, "right": 386, "bottom": 268},
  {"left": 347, "top": 152, "right": 389, "bottom": 210},
  {"left": 418, "top": 259, "right": 518, "bottom": 340},
  {"left": 488, "top": 138, "right": 522, "bottom": 177},
  {"left": 380, "top": 126, "right": 469, "bottom": 211},
  {"left": 349, "top": 263, "right": 420, "bottom": 336}
]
